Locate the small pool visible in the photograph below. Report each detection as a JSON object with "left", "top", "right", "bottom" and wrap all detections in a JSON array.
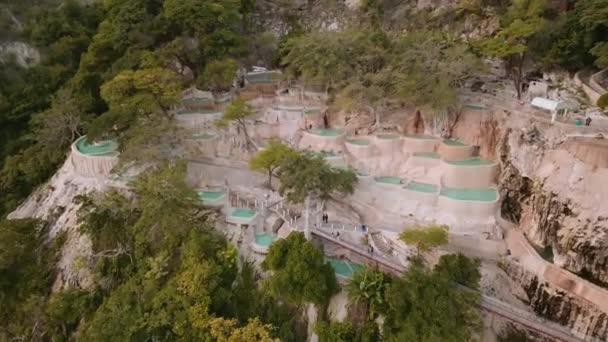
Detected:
[
  {"left": 310, "top": 128, "right": 343, "bottom": 137},
  {"left": 346, "top": 138, "right": 371, "bottom": 146},
  {"left": 356, "top": 170, "right": 370, "bottom": 177},
  {"left": 231, "top": 208, "right": 257, "bottom": 218},
  {"left": 376, "top": 133, "right": 400, "bottom": 140},
  {"left": 440, "top": 187, "right": 498, "bottom": 201},
  {"left": 413, "top": 152, "right": 440, "bottom": 159},
  {"left": 176, "top": 109, "right": 219, "bottom": 115},
  {"left": 255, "top": 233, "right": 274, "bottom": 246},
  {"left": 304, "top": 108, "right": 321, "bottom": 115},
  {"left": 445, "top": 158, "right": 494, "bottom": 166},
  {"left": 404, "top": 182, "right": 438, "bottom": 193},
  {"left": 443, "top": 138, "right": 467, "bottom": 146},
  {"left": 192, "top": 132, "right": 214, "bottom": 140},
  {"left": 198, "top": 191, "right": 225, "bottom": 200},
  {"left": 374, "top": 176, "right": 402, "bottom": 185},
  {"left": 75, "top": 137, "right": 119, "bottom": 156},
  {"left": 404, "top": 134, "right": 436, "bottom": 140},
  {"left": 327, "top": 258, "right": 364, "bottom": 277}
]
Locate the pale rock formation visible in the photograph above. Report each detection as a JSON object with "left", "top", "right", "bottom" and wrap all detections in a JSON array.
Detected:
[{"left": 0, "top": 41, "right": 40, "bottom": 67}]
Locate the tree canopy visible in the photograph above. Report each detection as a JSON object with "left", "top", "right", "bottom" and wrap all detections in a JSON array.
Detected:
[
  {"left": 249, "top": 139, "right": 297, "bottom": 187},
  {"left": 399, "top": 224, "right": 449, "bottom": 256},
  {"left": 277, "top": 151, "right": 358, "bottom": 204},
  {"left": 263, "top": 231, "right": 338, "bottom": 307}
]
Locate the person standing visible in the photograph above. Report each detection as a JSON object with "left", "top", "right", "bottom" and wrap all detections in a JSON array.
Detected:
[{"left": 586, "top": 116, "right": 592, "bottom": 126}]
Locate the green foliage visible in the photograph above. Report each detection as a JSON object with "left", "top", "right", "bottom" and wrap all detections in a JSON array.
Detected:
[
  {"left": 218, "top": 97, "right": 255, "bottom": 127},
  {"left": 278, "top": 151, "right": 357, "bottom": 203},
  {"left": 399, "top": 224, "right": 449, "bottom": 256},
  {"left": 249, "top": 139, "right": 297, "bottom": 186},
  {"left": 345, "top": 267, "right": 391, "bottom": 320},
  {"left": 199, "top": 58, "right": 238, "bottom": 92},
  {"left": 315, "top": 321, "right": 356, "bottom": 342},
  {"left": 434, "top": 253, "right": 482, "bottom": 289},
  {"left": 598, "top": 93, "right": 608, "bottom": 109},
  {"left": 382, "top": 260, "right": 482, "bottom": 341},
  {"left": 263, "top": 231, "right": 338, "bottom": 307},
  {"left": 0, "top": 218, "right": 66, "bottom": 341}
]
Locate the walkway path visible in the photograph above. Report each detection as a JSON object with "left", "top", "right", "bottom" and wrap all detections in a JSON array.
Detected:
[
  {"left": 497, "top": 212, "right": 608, "bottom": 314},
  {"left": 312, "top": 227, "right": 588, "bottom": 342}
]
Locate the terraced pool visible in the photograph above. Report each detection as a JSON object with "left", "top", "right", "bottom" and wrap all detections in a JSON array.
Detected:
[
  {"left": 346, "top": 138, "right": 371, "bottom": 146},
  {"left": 443, "top": 138, "right": 467, "bottom": 146},
  {"left": 376, "top": 133, "right": 400, "bottom": 139},
  {"left": 197, "top": 191, "right": 225, "bottom": 200},
  {"left": 310, "top": 128, "right": 343, "bottom": 137},
  {"left": 413, "top": 152, "right": 440, "bottom": 159},
  {"left": 75, "top": 136, "right": 119, "bottom": 156},
  {"left": 192, "top": 132, "right": 214, "bottom": 140},
  {"left": 404, "top": 182, "right": 438, "bottom": 193},
  {"left": 326, "top": 258, "right": 364, "bottom": 277},
  {"left": 374, "top": 176, "right": 402, "bottom": 185},
  {"left": 255, "top": 233, "right": 274, "bottom": 246},
  {"left": 231, "top": 208, "right": 257, "bottom": 218},
  {"left": 440, "top": 187, "right": 498, "bottom": 201},
  {"left": 404, "top": 134, "right": 436, "bottom": 140},
  {"left": 445, "top": 158, "right": 494, "bottom": 166}
]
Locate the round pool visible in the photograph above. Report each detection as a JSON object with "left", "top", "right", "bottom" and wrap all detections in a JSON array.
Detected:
[
  {"left": 197, "top": 191, "right": 225, "bottom": 200},
  {"left": 404, "top": 182, "right": 438, "bottom": 193},
  {"left": 231, "top": 208, "right": 257, "bottom": 218},
  {"left": 444, "top": 158, "right": 494, "bottom": 166},
  {"left": 346, "top": 138, "right": 371, "bottom": 146},
  {"left": 310, "top": 128, "right": 343, "bottom": 137},
  {"left": 255, "top": 233, "right": 274, "bottom": 246},
  {"left": 192, "top": 132, "right": 215, "bottom": 140},
  {"left": 326, "top": 258, "right": 364, "bottom": 277},
  {"left": 440, "top": 187, "right": 498, "bottom": 202},
  {"left": 413, "top": 152, "right": 440, "bottom": 159},
  {"left": 404, "top": 134, "right": 436, "bottom": 140},
  {"left": 374, "top": 176, "right": 402, "bottom": 185},
  {"left": 75, "top": 136, "right": 119, "bottom": 156}
]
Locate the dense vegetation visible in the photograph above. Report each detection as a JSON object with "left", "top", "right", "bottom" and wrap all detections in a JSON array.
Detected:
[{"left": 1, "top": 0, "right": 607, "bottom": 340}]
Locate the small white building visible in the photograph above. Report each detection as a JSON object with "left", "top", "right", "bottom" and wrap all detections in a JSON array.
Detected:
[{"left": 531, "top": 97, "right": 567, "bottom": 123}]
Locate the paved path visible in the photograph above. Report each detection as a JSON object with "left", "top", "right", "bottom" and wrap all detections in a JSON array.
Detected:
[
  {"left": 497, "top": 213, "right": 608, "bottom": 314},
  {"left": 312, "top": 227, "right": 588, "bottom": 342}
]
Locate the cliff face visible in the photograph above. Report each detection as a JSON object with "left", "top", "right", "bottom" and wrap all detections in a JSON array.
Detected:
[{"left": 503, "top": 260, "right": 608, "bottom": 339}]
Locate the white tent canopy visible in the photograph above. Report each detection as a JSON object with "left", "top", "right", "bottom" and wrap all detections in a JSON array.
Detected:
[{"left": 531, "top": 97, "right": 565, "bottom": 112}]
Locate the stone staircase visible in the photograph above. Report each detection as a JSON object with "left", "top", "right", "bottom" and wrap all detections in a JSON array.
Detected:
[{"left": 370, "top": 231, "right": 393, "bottom": 256}]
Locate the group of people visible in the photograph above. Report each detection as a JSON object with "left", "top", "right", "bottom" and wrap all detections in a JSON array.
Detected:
[{"left": 321, "top": 212, "right": 329, "bottom": 224}]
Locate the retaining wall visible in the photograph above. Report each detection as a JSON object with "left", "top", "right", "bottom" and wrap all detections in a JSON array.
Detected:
[
  {"left": 175, "top": 112, "right": 223, "bottom": 129},
  {"left": 298, "top": 131, "right": 345, "bottom": 152},
  {"left": 374, "top": 135, "right": 403, "bottom": 155},
  {"left": 406, "top": 155, "right": 441, "bottom": 170},
  {"left": 70, "top": 142, "right": 118, "bottom": 178},
  {"left": 440, "top": 161, "right": 497, "bottom": 188},
  {"left": 402, "top": 136, "right": 439, "bottom": 154},
  {"left": 436, "top": 195, "right": 498, "bottom": 222},
  {"left": 344, "top": 139, "right": 374, "bottom": 159},
  {"left": 437, "top": 141, "right": 472, "bottom": 160}
]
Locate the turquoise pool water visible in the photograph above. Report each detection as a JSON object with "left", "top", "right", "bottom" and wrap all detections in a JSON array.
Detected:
[
  {"left": 404, "top": 182, "right": 438, "bottom": 193},
  {"left": 310, "top": 128, "right": 343, "bottom": 137},
  {"left": 245, "top": 71, "right": 282, "bottom": 83},
  {"left": 440, "top": 187, "right": 498, "bottom": 201},
  {"left": 445, "top": 158, "right": 494, "bottom": 166},
  {"left": 231, "top": 208, "right": 257, "bottom": 218},
  {"left": 255, "top": 233, "right": 274, "bottom": 246},
  {"left": 404, "top": 134, "right": 436, "bottom": 140},
  {"left": 76, "top": 137, "right": 118, "bottom": 156},
  {"left": 192, "top": 132, "right": 214, "bottom": 140},
  {"left": 346, "top": 138, "right": 371, "bottom": 146},
  {"left": 374, "top": 176, "right": 402, "bottom": 185},
  {"left": 443, "top": 138, "right": 466, "bottom": 146},
  {"left": 198, "top": 191, "right": 225, "bottom": 200},
  {"left": 327, "top": 258, "right": 364, "bottom": 277},
  {"left": 413, "top": 152, "right": 440, "bottom": 159},
  {"left": 376, "top": 133, "right": 400, "bottom": 139},
  {"left": 176, "top": 109, "right": 219, "bottom": 115}
]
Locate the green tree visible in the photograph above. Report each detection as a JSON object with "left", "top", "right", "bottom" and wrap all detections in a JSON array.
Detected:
[
  {"left": 345, "top": 267, "right": 391, "bottom": 321},
  {"left": 399, "top": 224, "right": 448, "bottom": 257},
  {"left": 199, "top": 58, "right": 238, "bottom": 92},
  {"left": 314, "top": 321, "right": 356, "bottom": 342},
  {"left": 249, "top": 140, "right": 297, "bottom": 187},
  {"left": 598, "top": 93, "right": 608, "bottom": 109},
  {"left": 278, "top": 152, "right": 357, "bottom": 204},
  {"left": 434, "top": 253, "right": 482, "bottom": 289},
  {"left": 382, "top": 261, "right": 481, "bottom": 341},
  {"left": 216, "top": 97, "right": 255, "bottom": 149},
  {"left": 263, "top": 232, "right": 338, "bottom": 307},
  {"left": 479, "top": 0, "right": 546, "bottom": 99}
]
